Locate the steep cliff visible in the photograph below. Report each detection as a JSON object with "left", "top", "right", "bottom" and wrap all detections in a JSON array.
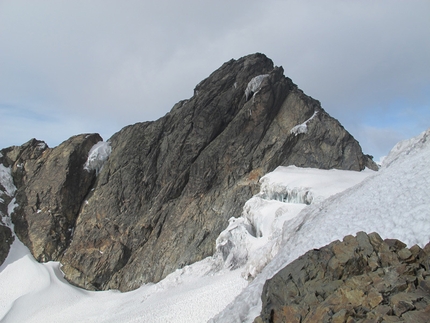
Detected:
[{"left": 2, "top": 53, "right": 377, "bottom": 290}]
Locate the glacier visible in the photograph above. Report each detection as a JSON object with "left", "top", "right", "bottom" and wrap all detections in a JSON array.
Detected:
[
  {"left": 212, "top": 128, "right": 430, "bottom": 322},
  {"left": 0, "top": 165, "right": 16, "bottom": 198}
]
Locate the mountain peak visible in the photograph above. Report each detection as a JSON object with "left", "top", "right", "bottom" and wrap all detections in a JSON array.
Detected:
[{"left": 1, "top": 54, "right": 376, "bottom": 291}]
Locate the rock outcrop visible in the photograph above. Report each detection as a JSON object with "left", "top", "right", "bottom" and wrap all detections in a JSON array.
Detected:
[
  {"left": 1, "top": 135, "right": 102, "bottom": 262},
  {"left": 256, "top": 232, "right": 430, "bottom": 323},
  {"left": 3, "top": 53, "right": 377, "bottom": 291}
]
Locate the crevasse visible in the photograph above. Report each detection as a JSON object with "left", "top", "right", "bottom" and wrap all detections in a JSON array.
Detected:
[{"left": 259, "top": 186, "right": 313, "bottom": 205}]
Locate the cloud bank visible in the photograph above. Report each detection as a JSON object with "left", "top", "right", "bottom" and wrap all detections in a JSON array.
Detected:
[{"left": 1, "top": 0, "right": 429, "bottom": 159}]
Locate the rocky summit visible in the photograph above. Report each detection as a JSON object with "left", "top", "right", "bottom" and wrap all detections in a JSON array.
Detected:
[
  {"left": 256, "top": 232, "right": 430, "bottom": 323},
  {"left": 1, "top": 53, "right": 376, "bottom": 291}
]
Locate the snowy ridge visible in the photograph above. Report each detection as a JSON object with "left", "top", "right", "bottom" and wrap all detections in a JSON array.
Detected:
[
  {"left": 212, "top": 128, "right": 430, "bottom": 323},
  {"left": 382, "top": 127, "right": 429, "bottom": 167},
  {"left": 84, "top": 141, "right": 112, "bottom": 175}
]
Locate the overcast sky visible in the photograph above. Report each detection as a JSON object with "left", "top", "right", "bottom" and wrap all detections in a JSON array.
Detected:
[{"left": 1, "top": 0, "right": 429, "bottom": 160}]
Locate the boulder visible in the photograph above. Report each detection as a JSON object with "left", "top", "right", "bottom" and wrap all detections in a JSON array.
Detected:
[{"left": 256, "top": 232, "right": 430, "bottom": 323}]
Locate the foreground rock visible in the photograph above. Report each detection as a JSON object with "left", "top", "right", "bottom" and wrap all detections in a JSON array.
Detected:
[
  {"left": 256, "top": 232, "right": 430, "bottom": 323},
  {"left": 4, "top": 53, "right": 377, "bottom": 291}
]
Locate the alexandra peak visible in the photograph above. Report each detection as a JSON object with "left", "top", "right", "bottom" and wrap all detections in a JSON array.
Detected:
[{"left": 0, "top": 53, "right": 377, "bottom": 291}]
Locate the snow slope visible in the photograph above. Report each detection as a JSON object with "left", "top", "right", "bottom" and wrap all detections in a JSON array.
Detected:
[
  {"left": 0, "top": 128, "right": 429, "bottom": 322},
  {"left": 212, "top": 128, "right": 430, "bottom": 322},
  {"left": 0, "top": 238, "right": 248, "bottom": 322}
]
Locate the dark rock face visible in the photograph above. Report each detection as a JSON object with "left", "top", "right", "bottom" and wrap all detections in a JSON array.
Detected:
[
  {"left": 256, "top": 232, "right": 430, "bottom": 323},
  {"left": 60, "top": 54, "right": 375, "bottom": 291},
  {"left": 3, "top": 53, "right": 376, "bottom": 291},
  {"left": 2, "top": 135, "right": 102, "bottom": 262},
  {"left": 0, "top": 224, "right": 13, "bottom": 265},
  {"left": 0, "top": 152, "right": 16, "bottom": 266}
]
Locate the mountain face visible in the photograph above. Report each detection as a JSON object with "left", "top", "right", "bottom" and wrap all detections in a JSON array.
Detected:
[{"left": 0, "top": 53, "right": 377, "bottom": 291}]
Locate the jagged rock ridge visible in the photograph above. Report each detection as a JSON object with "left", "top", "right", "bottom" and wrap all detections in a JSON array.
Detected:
[
  {"left": 256, "top": 232, "right": 430, "bottom": 323},
  {"left": 1, "top": 53, "right": 376, "bottom": 290}
]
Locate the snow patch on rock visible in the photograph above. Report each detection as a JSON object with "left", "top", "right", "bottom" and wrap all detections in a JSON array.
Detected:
[
  {"left": 382, "top": 127, "right": 429, "bottom": 168},
  {"left": 84, "top": 141, "right": 112, "bottom": 175},
  {"left": 290, "top": 110, "right": 318, "bottom": 136},
  {"left": 0, "top": 165, "right": 16, "bottom": 197},
  {"left": 245, "top": 74, "right": 269, "bottom": 101}
]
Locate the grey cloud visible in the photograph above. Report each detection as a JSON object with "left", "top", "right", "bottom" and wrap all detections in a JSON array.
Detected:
[{"left": 0, "top": 0, "right": 429, "bottom": 159}]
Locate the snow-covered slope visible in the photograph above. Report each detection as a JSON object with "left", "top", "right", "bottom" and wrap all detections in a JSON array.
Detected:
[
  {"left": 0, "top": 128, "right": 429, "bottom": 322},
  {"left": 212, "top": 128, "right": 430, "bottom": 323}
]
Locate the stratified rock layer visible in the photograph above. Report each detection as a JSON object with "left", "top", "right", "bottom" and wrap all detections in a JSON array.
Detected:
[
  {"left": 4, "top": 53, "right": 376, "bottom": 291},
  {"left": 256, "top": 232, "right": 430, "bottom": 323}
]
